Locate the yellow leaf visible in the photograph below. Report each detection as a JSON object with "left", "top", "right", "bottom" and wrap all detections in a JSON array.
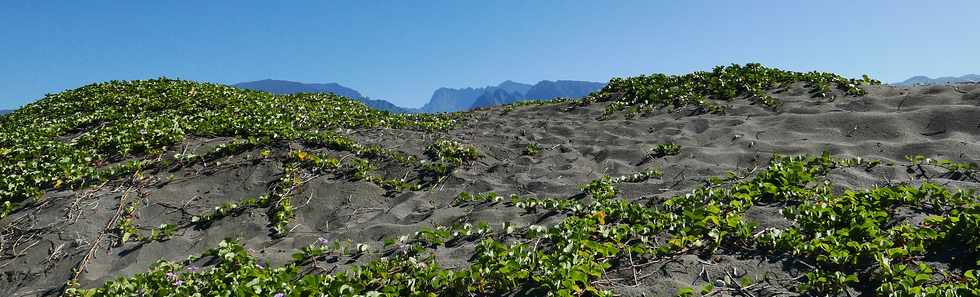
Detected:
[{"left": 595, "top": 210, "right": 606, "bottom": 225}]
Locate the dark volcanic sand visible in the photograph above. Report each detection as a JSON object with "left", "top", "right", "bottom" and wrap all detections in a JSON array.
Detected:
[{"left": 2, "top": 83, "right": 980, "bottom": 296}]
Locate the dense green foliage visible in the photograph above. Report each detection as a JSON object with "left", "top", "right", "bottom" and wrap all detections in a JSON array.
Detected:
[
  {"left": 585, "top": 63, "right": 881, "bottom": 117},
  {"left": 71, "top": 154, "right": 980, "bottom": 296},
  {"left": 0, "top": 79, "right": 461, "bottom": 209}
]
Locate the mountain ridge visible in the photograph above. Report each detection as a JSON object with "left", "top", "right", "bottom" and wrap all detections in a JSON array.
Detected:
[
  {"left": 230, "top": 78, "right": 606, "bottom": 114},
  {"left": 419, "top": 86, "right": 489, "bottom": 113},
  {"left": 233, "top": 79, "right": 415, "bottom": 113},
  {"left": 895, "top": 74, "right": 980, "bottom": 85},
  {"left": 469, "top": 88, "right": 523, "bottom": 109},
  {"left": 469, "top": 80, "right": 606, "bottom": 109}
]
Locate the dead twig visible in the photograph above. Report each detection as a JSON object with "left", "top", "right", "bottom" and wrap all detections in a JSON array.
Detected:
[{"left": 69, "top": 172, "right": 141, "bottom": 289}]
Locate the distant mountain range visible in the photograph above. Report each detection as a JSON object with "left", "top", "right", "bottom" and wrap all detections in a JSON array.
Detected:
[
  {"left": 468, "top": 80, "right": 606, "bottom": 110},
  {"left": 422, "top": 81, "right": 532, "bottom": 113},
  {"left": 234, "top": 79, "right": 606, "bottom": 113},
  {"left": 419, "top": 87, "right": 486, "bottom": 113},
  {"left": 895, "top": 74, "right": 980, "bottom": 85},
  {"left": 14, "top": 74, "right": 980, "bottom": 116},
  {"left": 233, "top": 79, "right": 413, "bottom": 113},
  {"left": 0, "top": 110, "right": 11, "bottom": 115}
]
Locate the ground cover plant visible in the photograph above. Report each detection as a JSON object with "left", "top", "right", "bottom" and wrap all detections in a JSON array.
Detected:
[
  {"left": 524, "top": 143, "right": 542, "bottom": 156},
  {"left": 0, "top": 78, "right": 462, "bottom": 215},
  {"left": 0, "top": 79, "right": 479, "bottom": 293},
  {"left": 581, "top": 63, "right": 881, "bottom": 118},
  {"left": 650, "top": 143, "right": 681, "bottom": 157},
  {"left": 69, "top": 153, "right": 980, "bottom": 296}
]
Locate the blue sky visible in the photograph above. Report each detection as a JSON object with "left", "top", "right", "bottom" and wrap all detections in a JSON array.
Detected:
[{"left": 1, "top": 0, "right": 978, "bottom": 109}]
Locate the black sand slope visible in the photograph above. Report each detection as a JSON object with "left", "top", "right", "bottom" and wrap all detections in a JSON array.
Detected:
[{"left": 2, "top": 69, "right": 979, "bottom": 296}]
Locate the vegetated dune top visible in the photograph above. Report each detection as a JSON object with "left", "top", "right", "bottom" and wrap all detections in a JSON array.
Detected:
[{"left": 1, "top": 64, "right": 979, "bottom": 296}]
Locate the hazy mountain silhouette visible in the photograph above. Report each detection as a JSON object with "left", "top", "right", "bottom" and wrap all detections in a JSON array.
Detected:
[
  {"left": 419, "top": 87, "right": 488, "bottom": 113},
  {"left": 418, "top": 80, "right": 541, "bottom": 113},
  {"left": 470, "top": 88, "right": 524, "bottom": 109},
  {"left": 233, "top": 79, "right": 413, "bottom": 113},
  {"left": 232, "top": 78, "right": 605, "bottom": 114},
  {"left": 0, "top": 110, "right": 11, "bottom": 115},
  {"left": 234, "top": 79, "right": 363, "bottom": 98},
  {"left": 470, "top": 80, "right": 606, "bottom": 110},
  {"left": 463, "top": 80, "right": 535, "bottom": 109},
  {"left": 496, "top": 80, "right": 534, "bottom": 95},
  {"left": 895, "top": 74, "right": 980, "bottom": 85}
]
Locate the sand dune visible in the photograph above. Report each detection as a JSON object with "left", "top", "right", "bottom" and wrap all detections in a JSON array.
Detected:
[{"left": 2, "top": 82, "right": 979, "bottom": 296}]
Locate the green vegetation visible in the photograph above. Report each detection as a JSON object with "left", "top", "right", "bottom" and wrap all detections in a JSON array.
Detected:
[
  {"left": 267, "top": 163, "right": 301, "bottom": 236},
  {"left": 651, "top": 143, "right": 681, "bottom": 157},
  {"left": 906, "top": 155, "right": 979, "bottom": 182},
  {"left": 584, "top": 63, "right": 881, "bottom": 117},
  {"left": 638, "top": 143, "right": 681, "bottom": 165},
  {"left": 523, "top": 142, "right": 541, "bottom": 156},
  {"left": 422, "top": 138, "right": 481, "bottom": 178},
  {"left": 425, "top": 139, "right": 479, "bottom": 166},
  {"left": 0, "top": 78, "right": 461, "bottom": 215},
  {"left": 71, "top": 153, "right": 980, "bottom": 296},
  {"left": 502, "top": 98, "right": 576, "bottom": 114}
]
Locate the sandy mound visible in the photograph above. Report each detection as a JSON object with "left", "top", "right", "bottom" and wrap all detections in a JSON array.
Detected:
[{"left": 2, "top": 78, "right": 979, "bottom": 296}]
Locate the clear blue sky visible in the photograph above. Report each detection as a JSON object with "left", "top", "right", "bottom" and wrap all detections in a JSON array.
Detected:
[{"left": 2, "top": 0, "right": 978, "bottom": 109}]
